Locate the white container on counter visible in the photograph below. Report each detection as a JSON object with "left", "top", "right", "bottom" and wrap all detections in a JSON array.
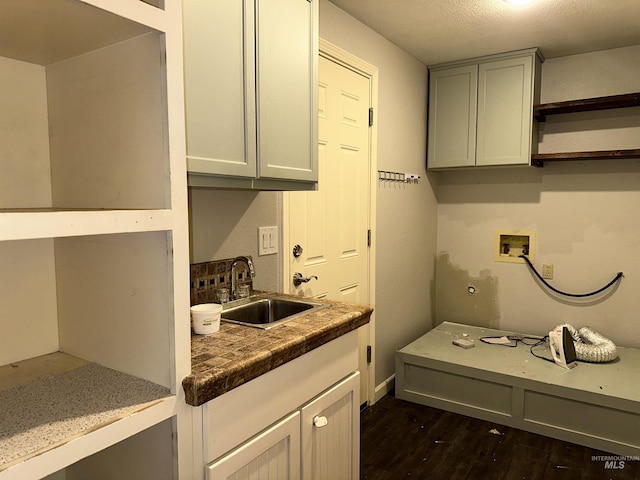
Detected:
[{"left": 190, "top": 303, "right": 222, "bottom": 334}]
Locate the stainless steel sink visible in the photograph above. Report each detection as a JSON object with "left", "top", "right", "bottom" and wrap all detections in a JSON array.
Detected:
[{"left": 221, "top": 295, "right": 328, "bottom": 329}]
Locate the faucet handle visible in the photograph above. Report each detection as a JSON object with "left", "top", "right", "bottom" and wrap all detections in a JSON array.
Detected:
[{"left": 293, "top": 272, "right": 318, "bottom": 287}]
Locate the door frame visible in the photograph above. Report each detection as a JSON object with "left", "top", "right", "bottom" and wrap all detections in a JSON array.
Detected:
[{"left": 282, "top": 39, "right": 378, "bottom": 406}]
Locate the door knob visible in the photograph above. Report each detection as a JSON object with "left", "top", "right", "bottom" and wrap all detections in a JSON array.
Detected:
[
  {"left": 313, "top": 415, "right": 328, "bottom": 428},
  {"left": 293, "top": 244, "right": 303, "bottom": 258},
  {"left": 293, "top": 272, "right": 317, "bottom": 287}
]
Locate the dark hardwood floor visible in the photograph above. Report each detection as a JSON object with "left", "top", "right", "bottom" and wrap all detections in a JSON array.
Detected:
[{"left": 360, "top": 394, "right": 638, "bottom": 480}]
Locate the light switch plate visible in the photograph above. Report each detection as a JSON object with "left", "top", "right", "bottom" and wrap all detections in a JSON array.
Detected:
[{"left": 258, "top": 226, "right": 278, "bottom": 255}]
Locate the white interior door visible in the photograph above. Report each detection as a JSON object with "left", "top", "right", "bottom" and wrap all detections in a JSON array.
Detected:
[{"left": 286, "top": 54, "right": 372, "bottom": 405}]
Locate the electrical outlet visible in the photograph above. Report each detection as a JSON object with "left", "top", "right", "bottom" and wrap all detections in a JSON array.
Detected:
[{"left": 542, "top": 263, "right": 554, "bottom": 280}]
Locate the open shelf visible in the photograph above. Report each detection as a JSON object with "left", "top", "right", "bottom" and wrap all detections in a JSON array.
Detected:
[
  {"left": 1, "top": 232, "right": 174, "bottom": 381},
  {"left": 534, "top": 91, "right": 640, "bottom": 122},
  {"left": 0, "top": 353, "right": 175, "bottom": 480},
  {"left": 0, "top": 230, "right": 176, "bottom": 478},
  {"left": 0, "top": 0, "right": 157, "bottom": 66},
  {"left": 533, "top": 92, "right": 640, "bottom": 167},
  {"left": 532, "top": 149, "right": 640, "bottom": 167},
  {"left": 0, "top": 1, "right": 170, "bottom": 213}
]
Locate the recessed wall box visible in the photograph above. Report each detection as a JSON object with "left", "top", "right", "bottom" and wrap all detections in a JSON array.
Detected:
[{"left": 494, "top": 229, "right": 535, "bottom": 263}]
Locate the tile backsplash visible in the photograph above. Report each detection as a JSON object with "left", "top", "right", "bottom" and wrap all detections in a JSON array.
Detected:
[{"left": 190, "top": 256, "right": 254, "bottom": 305}]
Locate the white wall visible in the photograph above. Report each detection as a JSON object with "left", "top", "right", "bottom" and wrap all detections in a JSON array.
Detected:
[
  {"left": 188, "top": 189, "right": 282, "bottom": 293},
  {"left": 320, "top": 0, "right": 437, "bottom": 389},
  {"left": 0, "top": 57, "right": 58, "bottom": 364},
  {"left": 435, "top": 45, "right": 640, "bottom": 348},
  {"left": 0, "top": 56, "right": 51, "bottom": 209}
]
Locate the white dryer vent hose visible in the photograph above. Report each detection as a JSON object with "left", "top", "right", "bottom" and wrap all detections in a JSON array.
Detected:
[{"left": 556, "top": 324, "right": 618, "bottom": 363}]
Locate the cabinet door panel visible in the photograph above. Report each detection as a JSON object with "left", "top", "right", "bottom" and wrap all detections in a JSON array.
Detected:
[
  {"left": 427, "top": 65, "right": 477, "bottom": 168},
  {"left": 183, "top": 0, "right": 257, "bottom": 178},
  {"left": 256, "top": 0, "right": 318, "bottom": 182},
  {"left": 476, "top": 56, "right": 533, "bottom": 166},
  {"left": 300, "top": 372, "right": 359, "bottom": 480},
  {"left": 207, "top": 412, "right": 301, "bottom": 480}
]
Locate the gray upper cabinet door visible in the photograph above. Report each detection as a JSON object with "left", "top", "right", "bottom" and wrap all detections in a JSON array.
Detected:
[
  {"left": 476, "top": 55, "right": 534, "bottom": 166},
  {"left": 183, "top": 0, "right": 318, "bottom": 188},
  {"left": 427, "top": 65, "right": 478, "bottom": 168},
  {"left": 256, "top": 0, "right": 318, "bottom": 182},
  {"left": 183, "top": 0, "right": 257, "bottom": 178}
]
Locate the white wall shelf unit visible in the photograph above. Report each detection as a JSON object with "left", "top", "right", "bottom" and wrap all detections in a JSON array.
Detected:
[{"left": 0, "top": 0, "right": 190, "bottom": 479}]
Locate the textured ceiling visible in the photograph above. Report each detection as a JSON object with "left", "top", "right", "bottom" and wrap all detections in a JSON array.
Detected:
[{"left": 328, "top": 0, "right": 640, "bottom": 66}]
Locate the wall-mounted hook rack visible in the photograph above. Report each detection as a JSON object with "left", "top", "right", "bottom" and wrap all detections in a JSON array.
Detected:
[{"left": 378, "top": 170, "right": 421, "bottom": 184}]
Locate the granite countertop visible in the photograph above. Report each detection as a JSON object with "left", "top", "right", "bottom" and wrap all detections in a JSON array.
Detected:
[{"left": 182, "top": 293, "right": 373, "bottom": 406}]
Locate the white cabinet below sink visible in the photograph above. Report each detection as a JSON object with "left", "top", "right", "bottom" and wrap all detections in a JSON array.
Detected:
[{"left": 195, "top": 331, "right": 360, "bottom": 480}]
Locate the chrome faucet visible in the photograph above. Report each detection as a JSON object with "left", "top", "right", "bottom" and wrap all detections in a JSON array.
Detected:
[{"left": 230, "top": 256, "right": 255, "bottom": 300}]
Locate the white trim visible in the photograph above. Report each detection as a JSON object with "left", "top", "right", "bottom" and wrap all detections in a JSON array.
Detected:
[
  {"left": 282, "top": 39, "right": 379, "bottom": 406},
  {"left": 374, "top": 374, "right": 396, "bottom": 404},
  {"left": 318, "top": 39, "right": 376, "bottom": 78}
]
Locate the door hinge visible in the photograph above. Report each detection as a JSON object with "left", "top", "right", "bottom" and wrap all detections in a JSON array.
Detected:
[
  {"left": 367, "top": 229, "right": 371, "bottom": 247},
  {"left": 368, "top": 108, "right": 374, "bottom": 127},
  {"left": 366, "top": 345, "right": 372, "bottom": 364}
]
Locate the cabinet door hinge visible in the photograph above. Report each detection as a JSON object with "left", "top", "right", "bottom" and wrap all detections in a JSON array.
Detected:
[
  {"left": 367, "top": 229, "right": 371, "bottom": 247},
  {"left": 368, "top": 107, "right": 374, "bottom": 127},
  {"left": 366, "top": 345, "right": 372, "bottom": 364}
]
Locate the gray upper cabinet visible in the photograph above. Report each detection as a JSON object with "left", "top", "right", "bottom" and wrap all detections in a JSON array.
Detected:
[
  {"left": 427, "top": 49, "right": 543, "bottom": 170},
  {"left": 183, "top": 0, "right": 318, "bottom": 190}
]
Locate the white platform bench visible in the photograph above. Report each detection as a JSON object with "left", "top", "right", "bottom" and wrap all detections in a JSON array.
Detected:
[{"left": 395, "top": 321, "right": 640, "bottom": 456}]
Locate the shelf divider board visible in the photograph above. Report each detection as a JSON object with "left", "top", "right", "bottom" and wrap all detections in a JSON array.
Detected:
[
  {"left": 81, "top": 0, "right": 168, "bottom": 32},
  {"left": 0, "top": 209, "right": 173, "bottom": 241}
]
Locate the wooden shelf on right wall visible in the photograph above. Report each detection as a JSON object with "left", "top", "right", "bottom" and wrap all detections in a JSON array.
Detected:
[{"left": 532, "top": 91, "right": 640, "bottom": 167}]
